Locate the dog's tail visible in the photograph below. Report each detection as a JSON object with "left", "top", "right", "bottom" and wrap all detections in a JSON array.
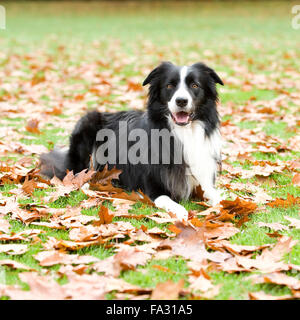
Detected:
[
  {"left": 40, "top": 147, "right": 69, "bottom": 180},
  {"left": 40, "top": 110, "right": 103, "bottom": 180}
]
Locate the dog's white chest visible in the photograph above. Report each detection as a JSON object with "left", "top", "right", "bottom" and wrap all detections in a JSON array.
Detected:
[{"left": 172, "top": 121, "right": 221, "bottom": 190}]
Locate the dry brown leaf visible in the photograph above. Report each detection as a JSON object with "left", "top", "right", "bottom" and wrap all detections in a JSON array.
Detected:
[
  {"left": 113, "top": 247, "right": 152, "bottom": 271},
  {"left": 209, "top": 240, "right": 272, "bottom": 256},
  {"left": 151, "top": 279, "right": 184, "bottom": 300},
  {"left": 91, "top": 245, "right": 153, "bottom": 277},
  {"left": 62, "top": 169, "right": 95, "bottom": 189},
  {"left": 64, "top": 272, "right": 146, "bottom": 299},
  {"left": 25, "top": 119, "right": 41, "bottom": 134},
  {"left": 55, "top": 239, "right": 103, "bottom": 251},
  {"left": 191, "top": 205, "right": 220, "bottom": 216},
  {"left": 292, "top": 173, "right": 300, "bottom": 186},
  {"left": 246, "top": 176, "right": 276, "bottom": 188},
  {"left": 93, "top": 205, "right": 114, "bottom": 225},
  {"left": 3, "top": 273, "right": 67, "bottom": 300},
  {"left": 0, "top": 217, "right": 10, "bottom": 233},
  {"left": 0, "top": 198, "right": 21, "bottom": 215},
  {"left": 130, "top": 228, "right": 153, "bottom": 242},
  {"left": 12, "top": 207, "right": 49, "bottom": 225},
  {"left": 188, "top": 274, "right": 214, "bottom": 293},
  {"left": 250, "top": 272, "right": 300, "bottom": 290},
  {"left": 112, "top": 190, "right": 154, "bottom": 206},
  {"left": 22, "top": 176, "right": 39, "bottom": 195},
  {"left": 0, "top": 244, "right": 28, "bottom": 255},
  {"left": 219, "top": 236, "right": 298, "bottom": 274},
  {"left": 0, "top": 232, "right": 29, "bottom": 242},
  {"left": 0, "top": 259, "right": 33, "bottom": 270},
  {"left": 152, "top": 264, "right": 174, "bottom": 273},
  {"left": 34, "top": 250, "right": 99, "bottom": 267},
  {"left": 220, "top": 197, "right": 257, "bottom": 227},
  {"left": 257, "top": 221, "right": 289, "bottom": 232},
  {"left": 167, "top": 224, "right": 182, "bottom": 235},
  {"left": 146, "top": 227, "right": 170, "bottom": 237},
  {"left": 267, "top": 194, "right": 300, "bottom": 208},
  {"left": 249, "top": 291, "right": 294, "bottom": 300},
  {"left": 69, "top": 221, "right": 134, "bottom": 242},
  {"left": 89, "top": 165, "right": 122, "bottom": 192},
  {"left": 31, "top": 220, "right": 64, "bottom": 230},
  {"left": 284, "top": 216, "right": 300, "bottom": 229},
  {"left": 115, "top": 247, "right": 151, "bottom": 270},
  {"left": 162, "top": 224, "right": 232, "bottom": 263},
  {"left": 204, "top": 224, "right": 240, "bottom": 240},
  {"left": 192, "top": 185, "right": 205, "bottom": 201},
  {"left": 91, "top": 256, "right": 121, "bottom": 277},
  {"left": 236, "top": 236, "right": 296, "bottom": 273},
  {"left": 45, "top": 106, "right": 63, "bottom": 116},
  {"left": 47, "top": 169, "right": 95, "bottom": 201},
  {"left": 127, "top": 78, "right": 143, "bottom": 91}
]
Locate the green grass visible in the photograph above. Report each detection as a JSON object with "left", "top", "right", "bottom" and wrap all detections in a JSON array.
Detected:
[
  {"left": 221, "top": 89, "right": 278, "bottom": 105},
  {"left": 263, "top": 121, "right": 296, "bottom": 140},
  {"left": 20, "top": 128, "right": 68, "bottom": 150},
  {"left": 121, "top": 257, "right": 189, "bottom": 288},
  {"left": 211, "top": 272, "right": 293, "bottom": 300}
]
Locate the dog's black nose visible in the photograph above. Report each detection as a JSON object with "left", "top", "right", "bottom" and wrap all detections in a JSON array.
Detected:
[{"left": 175, "top": 97, "right": 188, "bottom": 108}]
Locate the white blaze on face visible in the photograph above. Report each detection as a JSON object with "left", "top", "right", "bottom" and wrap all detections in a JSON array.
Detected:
[{"left": 168, "top": 66, "right": 193, "bottom": 114}]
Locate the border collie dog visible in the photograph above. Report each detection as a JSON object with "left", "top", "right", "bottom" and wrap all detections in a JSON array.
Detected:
[{"left": 41, "top": 62, "right": 224, "bottom": 221}]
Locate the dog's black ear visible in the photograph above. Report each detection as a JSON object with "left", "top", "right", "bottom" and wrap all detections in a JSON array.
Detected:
[
  {"left": 207, "top": 67, "right": 224, "bottom": 86},
  {"left": 193, "top": 62, "right": 224, "bottom": 86},
  {"left": 142, "top": 61, "right": 173, "bottom": 86}
]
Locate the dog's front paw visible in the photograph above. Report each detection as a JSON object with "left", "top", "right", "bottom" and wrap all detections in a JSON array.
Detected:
[
  {"left": 169, "top": 203, "right": 189, "bottom": 221},
  {"left": 154, "top": 195, "right": 188, "bottom": 221},
  {"left": 205, "top": 189, "right": 225, "bottom": 206},
  {"left": 207, "top": 196, "right": 221, "bottom": 207}
]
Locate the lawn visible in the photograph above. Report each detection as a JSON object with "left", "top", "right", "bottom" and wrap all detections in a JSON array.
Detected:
[{"left": 0, "top": 1, "right": 299, "bottom": 300}]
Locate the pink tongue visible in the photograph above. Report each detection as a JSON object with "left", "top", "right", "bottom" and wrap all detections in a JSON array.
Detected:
[{"left": 174, "top": 112, "right": 189, "bottom": 123}]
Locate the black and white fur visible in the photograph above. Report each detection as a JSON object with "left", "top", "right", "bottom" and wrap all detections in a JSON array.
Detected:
[{"left": 40, "top": 62, "right": 224, "bottom": 221}]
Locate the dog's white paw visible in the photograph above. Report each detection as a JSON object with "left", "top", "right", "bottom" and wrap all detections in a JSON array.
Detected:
[
  {"left": 154, "top": 195, "right": 188, "bottom": 221},
  {"left": 169, "top": 202, "right": 189, "bottom": 221},
  {"left": 207, "top": 196, "right": 221, "bottom": 207},
  {"left": 205, "top": 189, "right": 225, "bottom": 206}
]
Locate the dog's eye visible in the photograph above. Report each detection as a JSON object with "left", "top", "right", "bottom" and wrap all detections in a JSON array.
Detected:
[
  {"left": 191, "top": 83, "right": 199, "bottom": 89},
  {"left": 167, "top": 84, "right": 173, "bottom": 89}
]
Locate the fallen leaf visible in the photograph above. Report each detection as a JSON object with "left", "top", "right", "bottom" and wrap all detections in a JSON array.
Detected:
[
  {"left": 249, "top": 291, "right": 294, "bottom": 300},
  {"left": 22, "top": 176, "right": 39, "bottom": 195},
  {"left": 284, "top": 216, "right": 300, "bottom": 229},
  {"left": 151, "top": 279, "right": 184, "bottom": 300},
  {"left": 292, "top": 173, "right": 300, "bottom": 186},
  {"left": 162, "top": 224, "right": 232, "bottom": 263},
  {"left": 47, "top": 169, "right": 95, "bottom": 201},
  {"left": 0, "top": 244, "right": 28, "bottom": 255},
  {"left": 250, "top": 272, "right": 300, "bottom": 290},
  {"left": 34, "top": 250, "right": 99, "bottom": 267},
  {"left": 3, "top": 273, "right": 67, "bottom": 300},
  {"left": 25, "top": 119, "right": 41, "bottom": 134},
  {"left": 209, "top": 240, "right": 272, "bottom": 256},
  {"left": 257, "top": 221, "right": 289, "bottom": 232},
  {"left": 189, "top": 274, "right": 214, "bottom": 293},
  {"left": 0, "top": 217, "right": 10, "bottom": 233},
  {"left": 220, "top": 197, "right": 257, "bottom": 227},
  {"left": 93, "top": 205, "right": 114, "bottom": 225},
  {"left": 0, "top": 259, "right": 33, "bottom": 270},
  {"left": 113, "top": 247, "right": 152, "bottom": 272},
  {"left": 267, "top": 194, "right": 300, "bottom": 208}
]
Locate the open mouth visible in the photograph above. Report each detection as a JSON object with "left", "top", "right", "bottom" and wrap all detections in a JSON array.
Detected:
[{"left": 171, "top": 112, "right": 193, "bottom": 126}]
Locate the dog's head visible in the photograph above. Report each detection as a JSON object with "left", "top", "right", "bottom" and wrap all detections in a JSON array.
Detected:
[{"left": 143, "top": 62, "right": 223, "bottom": 126}]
